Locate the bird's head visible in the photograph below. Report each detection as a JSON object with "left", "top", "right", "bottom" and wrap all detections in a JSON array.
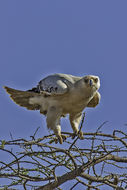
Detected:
[
  {"left": 75, "top": 75, "right": 100, "bottom": 96},
  {"left": 83, "top": 75, "right": 100, "bottom": 91}
]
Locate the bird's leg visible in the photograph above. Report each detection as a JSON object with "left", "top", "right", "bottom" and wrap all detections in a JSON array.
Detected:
[
  {"left": 46, "top": 106, "right": 64, "bottom": 144},
  {"left": 69, "top": 112, "right": 84, "bottom": 140}
]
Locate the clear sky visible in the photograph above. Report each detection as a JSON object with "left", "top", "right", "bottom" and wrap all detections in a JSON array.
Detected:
[{"left": 0, "top": 0, "right": 127, "bottom": 188}]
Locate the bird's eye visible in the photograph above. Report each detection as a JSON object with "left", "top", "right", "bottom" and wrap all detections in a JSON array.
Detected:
[
  {"left": 94, "top": 78, "right": 98, "bottom": 83},
  {"left": 84, "top": 78, "right": 89, "bottom": 83}
]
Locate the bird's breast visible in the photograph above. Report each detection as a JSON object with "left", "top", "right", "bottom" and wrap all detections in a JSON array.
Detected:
[{"left": 48, "top": 93, "right": 89, "bottom": 114}]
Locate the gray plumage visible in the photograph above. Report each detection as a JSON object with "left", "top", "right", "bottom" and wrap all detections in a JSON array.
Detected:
[{"left": 29, "top": 73, "right": 81, "bottom": 94}]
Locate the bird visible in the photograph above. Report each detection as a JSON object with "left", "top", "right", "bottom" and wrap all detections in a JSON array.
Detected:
[{"left": 4, "top": 73, "right": 101, "bottom": 144}]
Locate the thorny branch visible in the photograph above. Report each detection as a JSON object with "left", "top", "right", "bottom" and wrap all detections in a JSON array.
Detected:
[{"left": 0, "top": 121, "right": 127, "bottom": 190}]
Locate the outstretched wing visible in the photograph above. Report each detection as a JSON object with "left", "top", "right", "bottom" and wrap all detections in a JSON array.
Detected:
[
  {"left": 4, "top": 86, "right": 41, "bottom": 110},
  {"left": 87, "top": 92, "right": 101, "bottom": 108},
  {"left": 4, "top": 74, "right": 79, "bottom": 110}
]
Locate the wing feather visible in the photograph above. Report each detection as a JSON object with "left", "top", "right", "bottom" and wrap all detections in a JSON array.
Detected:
[
  {"left": 38, "top": 74, "right": 75, "bottom": 95},
  {"left": 4, "top": 86, "right": 41, "bottom": 110},
  {"left": 87, "top": 92, "right": 101, "bottom": 108}
]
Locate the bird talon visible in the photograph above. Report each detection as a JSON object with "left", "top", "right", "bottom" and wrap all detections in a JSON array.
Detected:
[
  {"left": 72, "top": 131, "right": 84, "bottom": 140},
  {"left": 54, "top": 137, "right": 58, "bottom": 144},
  {"left": 72, "top": 130, "right": 79, "bottom": 139},
  {"left": 72, "top": 133, "right": 77, "bottom": 139},
  {"left": 57, "top": 135, "right": 63, "bottom": 144},
  {"left": 61, "top": 134, "right": 67, "bottom": 141},
  {"left": 55, "top": 134, "right": 67, "bottom": 144},
  {"left": 78, "top": 131, "right": 84, "bottom": 140}
]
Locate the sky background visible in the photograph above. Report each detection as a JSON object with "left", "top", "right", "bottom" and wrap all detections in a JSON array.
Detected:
[{"left": 0, "top": 0, "right": 127, "bottom": 189}]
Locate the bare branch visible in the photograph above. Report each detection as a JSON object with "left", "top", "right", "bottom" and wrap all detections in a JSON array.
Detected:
[{"left": 0, "top": 121, "right": 127, "bottom": 189}]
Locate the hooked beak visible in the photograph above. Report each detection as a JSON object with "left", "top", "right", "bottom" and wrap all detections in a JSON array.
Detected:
[{"left": 89, "top": 79, "right": 93, "bottom": 86}]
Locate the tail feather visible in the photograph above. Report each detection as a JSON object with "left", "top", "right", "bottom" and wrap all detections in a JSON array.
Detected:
[{"left": 4, "top": 86, "right": 41, "bottom": 110}]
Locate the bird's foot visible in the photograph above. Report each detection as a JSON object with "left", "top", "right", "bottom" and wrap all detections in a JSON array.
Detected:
[
  {"left": 55, "top": 134, "right": 67, "bottom": 144},
  {"left": 72, "top": 130, "right": 84, "bottom": 140},
  {"left": 72, "top": 133, "right": 77, "bottom": 139},
  {"left": 78, "top": 130, "right": 84, "bottom": 140}
]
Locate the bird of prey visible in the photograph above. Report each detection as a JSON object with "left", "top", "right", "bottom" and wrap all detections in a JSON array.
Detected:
[{"left": 4, "top": 73, "right": 101, "bottom": 144}]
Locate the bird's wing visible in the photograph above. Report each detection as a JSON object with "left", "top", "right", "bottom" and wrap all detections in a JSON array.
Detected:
[
  {"left": 87, "top": 92, "right": 101, "bottom": 108},
  {"left": 4, "top": 86, "right": 41, "bottom": 110},
  {"left": 37, "top": 74, "right": 78, "bottom": 95}
]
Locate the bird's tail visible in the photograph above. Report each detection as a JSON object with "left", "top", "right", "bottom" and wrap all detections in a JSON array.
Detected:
[{"left": 4, "top": 86, "right": 41, "bottom": 110}]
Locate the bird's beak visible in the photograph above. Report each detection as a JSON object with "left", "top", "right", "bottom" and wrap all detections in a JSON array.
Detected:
[{"left": 89, "top": 79, "right": 93, "bottom": 86}]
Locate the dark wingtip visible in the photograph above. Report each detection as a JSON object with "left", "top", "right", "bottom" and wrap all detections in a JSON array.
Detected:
[
  {"left": 3, "top": 86, "right": 10, "bottom": 93},
  {"left": 27, "top": 87, "right": 40, "bottom": 93},
  {"left": 3, "top": 86, "right": 7, "bottom": 89}
]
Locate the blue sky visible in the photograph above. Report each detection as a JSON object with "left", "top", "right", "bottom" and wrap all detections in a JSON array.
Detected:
[{"left": 0, "top": 0, "right": 127, "bottom": 188}]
